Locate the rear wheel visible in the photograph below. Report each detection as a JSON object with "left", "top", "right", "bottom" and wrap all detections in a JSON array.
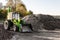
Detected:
[{"left": 4, "top": 20, "right": 13, "bottom": 30}]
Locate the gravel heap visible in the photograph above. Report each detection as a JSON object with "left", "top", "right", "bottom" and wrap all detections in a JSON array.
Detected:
[
  {"left": 22, "top": 14, "right": 44, "bottom": 32},
  {"left": 22, "top": 14, "right": 60, "bottom": 31}
]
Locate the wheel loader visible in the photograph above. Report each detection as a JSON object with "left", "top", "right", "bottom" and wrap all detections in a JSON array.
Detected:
[{"left": 4, "top": 12, "right": 33, "bottom": 32}]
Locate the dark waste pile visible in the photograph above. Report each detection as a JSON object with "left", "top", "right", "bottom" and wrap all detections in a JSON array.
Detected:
[
  {"left": 0, "top": 14, "right": 60, "bottom": 40},
  {"left": 22, "top": 14, "right": 60, "bottom": 31}
]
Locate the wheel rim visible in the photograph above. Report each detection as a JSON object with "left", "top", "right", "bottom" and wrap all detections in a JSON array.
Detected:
[{"left": 4, "top": 21, "right": 8, "bottom": 30}]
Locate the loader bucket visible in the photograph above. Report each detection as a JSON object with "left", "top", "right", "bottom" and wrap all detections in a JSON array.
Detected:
[{"left": 21, "top": 24, "right": 33, "bottom": 32}]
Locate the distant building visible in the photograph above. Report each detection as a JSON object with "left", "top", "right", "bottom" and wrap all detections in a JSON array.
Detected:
[{"left": 0, "top": 3, "right": 2, "bottom": 9}]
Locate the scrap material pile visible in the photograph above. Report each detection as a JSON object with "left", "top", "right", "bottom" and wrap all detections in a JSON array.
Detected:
[{"left": 22, "top": 14, "right": 60, "bottom": 31}]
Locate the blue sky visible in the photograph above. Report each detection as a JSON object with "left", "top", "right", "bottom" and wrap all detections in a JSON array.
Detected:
[{"left": 0, "top": 0, "right": 60, "bottom": 15}]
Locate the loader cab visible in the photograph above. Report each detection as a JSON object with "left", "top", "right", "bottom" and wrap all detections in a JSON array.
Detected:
[
  {"left": 12, "top": 12, "right": 20, "bottom": 20},
  {"left": 7, "top": 12, "right": 20, "bottom": 20}
]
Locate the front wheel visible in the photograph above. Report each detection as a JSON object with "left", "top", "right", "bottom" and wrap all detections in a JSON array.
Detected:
[
  {"left": 4, "top": 20, "right": 13, "bottom": 30},
  {"left": 4, "top": 20, "right": 9, "bottom": 30}
]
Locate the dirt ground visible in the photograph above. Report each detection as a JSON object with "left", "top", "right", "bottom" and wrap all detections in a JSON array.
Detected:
[
  {"left": 0, "top": 24, "right": 14, "bottom": 40},
  {"left": 0, "top": 24, "right": 60, "bottom": 40}
]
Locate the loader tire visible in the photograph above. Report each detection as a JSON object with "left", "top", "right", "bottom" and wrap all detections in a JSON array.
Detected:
[{"left": 4, "top": 20, "right": 13, "bottom": 30}]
